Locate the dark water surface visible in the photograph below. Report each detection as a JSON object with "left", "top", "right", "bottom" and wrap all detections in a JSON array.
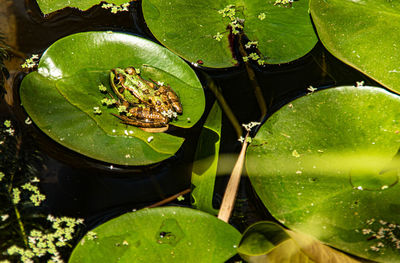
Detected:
[{"left": 0, "top": 0, "right": 380, "bottom": 261}]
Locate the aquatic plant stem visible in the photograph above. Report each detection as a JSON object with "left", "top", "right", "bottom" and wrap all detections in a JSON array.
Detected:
[
  {"left": 238, "top": 34, "right": 267, "bottom": 120},
  {"left": 0, "top": 45, "right": 25, "bottom": 59},
  {"left": 7, "top": 173, "right": 28, "bottom": 247},
  {"left": 5, "top": 135, "right": 29, "bottom": 247},
  {"left": 13, "top": 206, "right": 28, "bottom": 246},
  {"left": 205, "top": 74, "right": 242, "bottom": 139},
  {"left": 218, "top": 133, "right": 248, "bottom": 223},
  {"left": 147, "top": 188, "right": 191, "bottom": 208},
  {"left": 311, "top": 49, "right": 335, "bottom": 82}
]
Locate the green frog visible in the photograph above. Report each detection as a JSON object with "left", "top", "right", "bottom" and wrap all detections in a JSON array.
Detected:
[{"left": 109, "top": 67, "right": 182, "bottom": 128}]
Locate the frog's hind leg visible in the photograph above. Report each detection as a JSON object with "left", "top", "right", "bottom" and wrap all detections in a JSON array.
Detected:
[
  {"left": 128, "top": 106, "right": 169, "bottom": 124},
  {"left": 111, "top": 113, "right": 168, "bottom": 128},
  {"left": 158, "top": 85, "right": 183, "bottom": 114},
  {"left": 146, "top": 79, "right": 182, "bottom": 114}
]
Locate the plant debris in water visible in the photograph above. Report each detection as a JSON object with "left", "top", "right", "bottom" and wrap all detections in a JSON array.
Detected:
[{"left": 101, "top": 2, "right": 130, "bottom": 14}]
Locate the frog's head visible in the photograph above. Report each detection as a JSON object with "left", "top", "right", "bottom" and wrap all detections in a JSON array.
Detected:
[
  {"left": 109, "top": 68, "right": 140, "bottom": 104},
  {"left": 110, "top": 68, "right": 125, "bottom": 85}
]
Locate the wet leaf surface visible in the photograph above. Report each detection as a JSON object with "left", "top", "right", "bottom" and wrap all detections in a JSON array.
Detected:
[
  {"left": 246, "top": 86, "right": 400, "bottom": 262},
  {"left": 142, "top": 0, "right": 317, "bottom": 68},
  {"left": 20, "top": 31, "right": 204, "bottom": 166},
  {"left": 36, "top": 0, "right": 128, "bottom": 15},
  {"left": 310, "top": 0, "right": 400, "bottom": 94},
  {"left": 69, "top": 207, "right": 241, "bottom": 263}
]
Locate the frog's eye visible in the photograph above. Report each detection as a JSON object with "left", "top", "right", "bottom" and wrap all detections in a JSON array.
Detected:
[
  {"left": 125, "top": 67, "right": 136, "bottom": 75},
  {"left": 116, "top": 74, "right": 124, "bottom": 83}
]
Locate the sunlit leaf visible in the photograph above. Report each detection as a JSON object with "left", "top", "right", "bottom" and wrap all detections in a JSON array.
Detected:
[
  {"left": 142, "top": 0, "right": 317, "bottom": 68},
  {"left": 20, "top": 32, "right": 205, "bottom": 166},
  {"left": 238, "top": 221, "right": 359, "bottom": 263},
  {"left": 69, "top": 207, "right": 241, "bottom": 263},
  {"left": 36, "top": 0, "right": 129, "bottom": 15},
  {"left": 246, "top": 86, "right": 400, "bottom": 262},
  {"left": 310, "top": 0, "right": 400, "bottom": 94}
]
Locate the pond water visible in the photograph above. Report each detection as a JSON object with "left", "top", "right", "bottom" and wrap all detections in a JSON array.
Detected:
[{"left": 0, "top": 0, "right": 379, "bottom": 261}]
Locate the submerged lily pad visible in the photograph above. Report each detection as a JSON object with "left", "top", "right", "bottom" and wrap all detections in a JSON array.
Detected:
[
  {"left": 142, "top": 0, "right": 317, "bottom": 68},
  {"left": 310, "top": 0, "right": 400, "bottom": 94},
  {"left": 238, "top": 221, "right": 358, "bottom": 263},
  {"left": 246, "top": 86, "right": 400, "bottom": 262},
  {"left": 36, "top": 0, "right": 128, "bottom": 15},
  {"left": 20, "top": 31, "right": 204, "bottom": 166},
  {"left": 68, "top": 207, "right": 241, "bottom": 263}
]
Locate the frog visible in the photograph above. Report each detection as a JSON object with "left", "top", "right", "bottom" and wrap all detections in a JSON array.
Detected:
[{"left": 109, "top": 67, "right": 182, "bottom": 128}]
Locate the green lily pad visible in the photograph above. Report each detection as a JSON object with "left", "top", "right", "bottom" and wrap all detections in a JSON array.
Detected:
[
  {"left": 238, "top": 221, "right": 358, "bottom": 263},
  {"left": 310, "top": 0, "right": 400, "bottom": 94},
  {"left": 36, "top": 0, "right": 128, "bottom": 15},
  {"left": 68, "top": 207, "right": 241, "bottom": 263},
  {"left": 191, "top": 101, "right": 222, "bottom": 215},
  {"left": 238, "top": 221, "right": 292, "bottom": 261},
  {"left": 142, "top": 0, "right": 317, "bottom": 68},
  {"left": 20, "top": 31, "right": 204, "bottom": 166},
  {"left": 246, "top": 86, "right": 400, "bottom": 262}
]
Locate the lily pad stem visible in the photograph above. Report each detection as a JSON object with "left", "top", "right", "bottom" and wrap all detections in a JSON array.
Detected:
[
  {"left": 218, "top": 132, "right": 249, "bottom": 222},
  {"left": 204, "top": 74, "right": 242, "bottom": 139},
  {"left": 238, "top": 33, "right": 267, "bottom": 120}
]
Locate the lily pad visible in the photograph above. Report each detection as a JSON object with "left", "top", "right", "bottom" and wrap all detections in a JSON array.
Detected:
[
  {"left": 36, "top": 0, "right": 128, "bottom": 15},
  {"left": 68, "top": 207, "right": 241, "bottom": 263},
  {"left": 20, "top": 31, "right": 204, "bottom": 166},
  {"left": 142, "top": 0, "right": 317, "bottom": 68},
  {"left": 191, "top": 101, "right": 222, "bottom": 215},
  {"left": 246, "top": 86, "right": 400, "bottom": 262},
  {"left": 238, "top": 221, "right": 359, "bottom": 263},
  {"left": 310, "top": 0, "right": 400, "bottom": 94}
]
